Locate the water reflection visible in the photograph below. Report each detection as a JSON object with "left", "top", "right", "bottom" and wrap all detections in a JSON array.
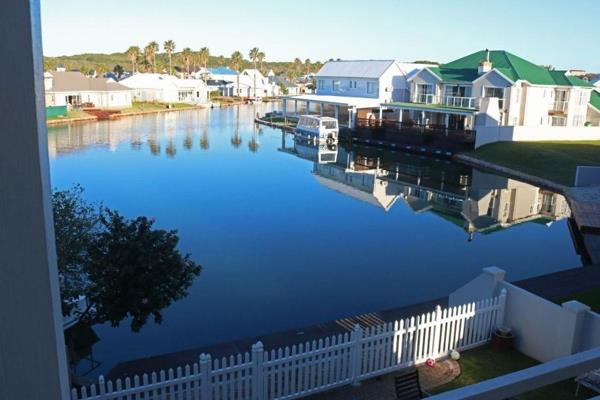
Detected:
[
  {"left": 47, "top": 106, "right": 584, "bottom": 377},
  {"left": 282, "top": 136, "right": 570, "bottom": 240}
]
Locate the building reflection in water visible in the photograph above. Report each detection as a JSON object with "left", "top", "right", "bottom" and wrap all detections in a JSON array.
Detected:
[{"left": 282, "top": 135, "right": 571, "bottom": 241}]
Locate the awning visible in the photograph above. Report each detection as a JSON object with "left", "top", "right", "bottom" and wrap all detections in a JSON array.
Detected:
[{"left": 283, "top": 94, "right": 381, "bottom": 109}]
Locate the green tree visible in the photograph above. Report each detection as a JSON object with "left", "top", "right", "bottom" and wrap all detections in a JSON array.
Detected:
[
  {"left": 257, "top": 51, "right": 266, "bottom": 72},
  {"left": 126, "top": 46, "right": 140, "bottom": 73},
  {"left": 113, "top": 64, "right": 124, "bottom": 79},
  {"left": 304, "top": 58, "right": 311, "bottom": 75},
  {"left": 53, "top": 186, "right": 200, "bottom": 332},
  {"left": 163, "top": 40, "right": 176, "bottom": 75},
  {"left": 199, "top": 47, "right": 210, "bottom": 70},
  {"left": 249, "top": 47, "right": 260, "bottom": 97},
  {"left": 230, "top": 51, "right": 243, "bottom": 97},
  {"left": 181, "top": 48, "right": 193, "bottom": 77},
  {"left": 145, "top": 41, "right": 159, "bottom": 72}
]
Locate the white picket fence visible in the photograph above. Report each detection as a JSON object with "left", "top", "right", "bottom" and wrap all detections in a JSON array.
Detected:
[{"left": 72, "top": 291, "right": 507, "bottom": 400}]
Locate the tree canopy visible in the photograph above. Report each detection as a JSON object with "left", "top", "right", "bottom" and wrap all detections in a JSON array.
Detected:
[{"left": 53, "top": 186, "right": 201, "bottom": 332}]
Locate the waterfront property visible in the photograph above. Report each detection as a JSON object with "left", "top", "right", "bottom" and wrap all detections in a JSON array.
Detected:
[
  {"left": 234, "top": 69, "right": 280, "bottom": 98},
  {"left": 44, "top": 70, "right": 133, "bottom": 109},
  {"left": 381, "top": 50, "right": 600, "bottom": 147},
  {"left": 205, "top": 67, "right": 239, "bottom": 96},
  {"left": 47, "top": 106, "right": 586, "bottom": 380},
  {"left": 281, "top": 60, "right": 433, "bottom": 128},
  {"left": 119, "top": 73, "right": 209, "bottom": 105},
  {"left": 588, "top": 89, "right": 600, "bottom": 126}
]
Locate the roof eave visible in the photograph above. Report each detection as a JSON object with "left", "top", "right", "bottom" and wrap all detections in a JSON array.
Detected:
[
  {"left": 407, "top": 67, "right": 443, "bottom": 82},
  {"left": 472, "top": 69, "right": 515, "bottom": 85}
]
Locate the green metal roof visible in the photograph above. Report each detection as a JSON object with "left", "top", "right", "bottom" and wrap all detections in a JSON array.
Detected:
[
  {"left": 428, "top": 50, "right": 592, "bottom": 87},
  {"left": 590, "top": 90, "right": 600, "bottom": 111}
]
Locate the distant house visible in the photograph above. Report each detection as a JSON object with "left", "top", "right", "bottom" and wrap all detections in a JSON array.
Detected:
[
  {"left": 384, "top": 49, "right": 600, "bottom": 146},
  {"left": 273, "top": 75, "right": 301, "bottom": 95},
  {"left": 234, "top": 69, "right": 280, "bottom": 98},
  {"left": 44, "top": 71, "right": 132, "bottom": 108},
  {"left": 119, "top": 73, "right": 209, "bottom": 104},
  {"left": 207, "top": 66, "right": 238, "bottom": 82},
  {"left": 282, "top": 60, "right": 432, "bottom": 127}
]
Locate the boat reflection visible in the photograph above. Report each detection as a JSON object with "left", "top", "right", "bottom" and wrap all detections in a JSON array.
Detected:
[{"left": 281, "top": 135, "right": 571, "bottom": 239}]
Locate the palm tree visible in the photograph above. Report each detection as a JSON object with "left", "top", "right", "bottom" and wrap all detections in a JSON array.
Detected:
[
  {"left": 144, "top": 41, "right": 159, "bottom": 72},
  {"left": 113, "top": 64, "right": 124, "bottom": 79},
  {"left": 126, "top": 46, "right": 140, "bottom": 73},
  {"left": 199, "top": 47, "right": 210, "bottom": 70},
  {"left": 230, "top": 51, "right": 243, "bottom": 98},
  {"left": 249, "top": 47, "right": 259, "bottom": 98},
  {"left": 304, "top": 58, "right": 311, "bottom": 75},
  {"left": 181, "top": 48, "right": 193, "bottom": 77},
  {"left": 292, "top": 58, "right": 303, "bottom": 78},
  {"left": 163, "top": 40, "right": 176, "bottom": 75},
  {"left": 257, "top": 51, "right": 266, "bottom": 72}
]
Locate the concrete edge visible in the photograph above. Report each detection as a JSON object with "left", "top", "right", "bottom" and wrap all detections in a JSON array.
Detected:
[{"left": 454, "top": 153, "right": 568, "bottom": 194}]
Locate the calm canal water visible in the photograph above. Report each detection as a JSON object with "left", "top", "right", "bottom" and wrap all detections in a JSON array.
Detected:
[{"left": 48, "top": 104, "right": 582, "bottom": 377}]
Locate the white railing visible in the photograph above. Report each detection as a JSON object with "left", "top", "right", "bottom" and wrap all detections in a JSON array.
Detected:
[
  {"left": 551, "top": 100, "right": 569, "bottom": 113},
  {"left": 413, "top": 93, "right": 439, "bottom": 104},
  {"left": 71, "top": 293, "right": 506, "bottom": 400},
  {"left": 444, "top": 96, "right": 477, "bottom": 109}
]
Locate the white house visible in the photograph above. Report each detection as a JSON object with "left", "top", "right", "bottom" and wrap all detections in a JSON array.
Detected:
[
  {"left": 119, "top": 73, "right": 209, "bottom": 104},
  {"left": 233, "top": 69, "right": 280, "bottom": 98},
  {"left": 384, "top": 50, "right": 600, "bottom": 147},
  {"left": 281, "top": 60, "right": 432, "bottom": 127},
  {"left": 44, "top": 71, "right": 132, "bottom": 108}
]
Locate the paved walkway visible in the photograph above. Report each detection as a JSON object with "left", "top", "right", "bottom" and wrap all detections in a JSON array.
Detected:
[
  {"left": 514, "top": 266, "right": 600, "bottom": 302},
  {"left": 108, "top": 297, "right": 446, "bottom": 380}
]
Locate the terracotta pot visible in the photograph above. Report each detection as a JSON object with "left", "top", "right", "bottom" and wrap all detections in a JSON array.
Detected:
[{"left": 491, "top": 327, "right": 514, "bottom": 351}]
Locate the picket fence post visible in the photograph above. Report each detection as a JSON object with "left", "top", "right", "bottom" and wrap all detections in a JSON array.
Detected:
[
  {"left": 350, "top": 324, "right": 363, "bottom": 386},
  {"left": 432, "top": 305, "right": 442, "bottom": 358},
  {"left": 200, "top": 353, "right": 212, "bottom": 400},
  {"left": 252, "top": 341, "right": 265, "bottom": 400},
  {"left": 496, "top": 288, "right": 508, "bottom": 329}
]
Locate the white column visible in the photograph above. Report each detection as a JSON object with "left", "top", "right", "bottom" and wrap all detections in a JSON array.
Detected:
[
  {"left": 282, "top": 98, "right": 287, "bottom": 117},
  {"left": 306, "top": 101, "right": 310, "bottom": 115},
  {"left": 378, "top": 107, "right": 383, "bottom": 127},
  {"left": 334, "top": 105, "right": 339, "bottom": 121},
  {"left": 444, "top": 113, "right": 450, "bottom": 135},
  {"left": 1, "top": 1, "right": 70, "bottom": 399},
  {"left": 348, "top": 107, "right": 352, "bottom": 127},
  {"left": 294, "top": 99, "right": 298, "bottom": 116},
  {"left": 398, "top": 108, "right": 404, "bottom": 123},
  {"left": 320, "top": 103, "right": 324, "bottom": 116}
]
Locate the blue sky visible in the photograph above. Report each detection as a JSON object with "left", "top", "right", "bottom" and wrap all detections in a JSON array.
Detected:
[{"left": 41, "top": 0, "right": 600, "bottom": 71}]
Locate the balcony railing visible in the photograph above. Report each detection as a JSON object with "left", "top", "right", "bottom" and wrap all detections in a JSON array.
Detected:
[
  {"left": 412, "top": 93, "right": 478, "bottom": 109},
  {"left": 551, "top": 100, "right": 569, "bottom": 113},
  {"left": 444, "top": 95, "right": 477, "bottom": 109},
  {"left": 412, "top": 93, "right": 439, "bottom": 104}
]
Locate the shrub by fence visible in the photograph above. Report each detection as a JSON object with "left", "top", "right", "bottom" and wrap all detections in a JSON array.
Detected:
[{"left": 72, "top": 291, "right": 506, "bottom": 400}]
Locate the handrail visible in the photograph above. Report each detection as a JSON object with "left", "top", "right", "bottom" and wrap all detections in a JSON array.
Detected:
[{"left": 428, "top": 346, "right": 600, "bottom": 400}]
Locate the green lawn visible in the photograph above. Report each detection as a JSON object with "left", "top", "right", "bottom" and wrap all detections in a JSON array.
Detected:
[
  {"left": 563, "top": 287, "right": 600, "bottom": 313},
  {"left": 433, "top": 345, "right": 594, "bottom": 399},
  {"left": 47, "top": 110, "right": 93, "bottom": 121},
  {"left": 119, "top": 101, "right": 197, "bottom": 114},
  {"left": 467, "top": 141, "right": 600, "bottom": 186}
]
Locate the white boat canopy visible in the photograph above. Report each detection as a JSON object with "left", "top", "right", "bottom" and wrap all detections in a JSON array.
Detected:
[{"left": 281, "top": 95, "right": 381, "bottom": 128}]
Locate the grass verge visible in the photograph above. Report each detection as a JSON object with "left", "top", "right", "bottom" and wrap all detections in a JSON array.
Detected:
[
  {"left": 466, "top": 141, "right": 600, "bottom": 186},
  {"left": 433, "top": 345, "right": 594, "bottom": 399}
]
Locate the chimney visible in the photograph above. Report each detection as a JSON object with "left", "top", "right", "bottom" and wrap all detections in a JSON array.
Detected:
[{"left": 478, "top": 49, "right": 492, "bottom": 75}]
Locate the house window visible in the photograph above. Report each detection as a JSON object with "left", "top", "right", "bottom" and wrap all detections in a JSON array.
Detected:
[
  {"left": 550, "top": 116, "right": 567, "bottom": 127},
  {"left": 332, "top": 80, "right": 340, "bottom": 92},
  {"left": 317, "top": 80, "right": 324, "bottom": 90},
  {"left": 484, "top": 87, "right": 505, "bottom": 109},
  {"left": 367, "top": 81, "right": 376, "bottom": 94},
  {"left": 573, "top": 115, "right": 585, "bottom": 127}
]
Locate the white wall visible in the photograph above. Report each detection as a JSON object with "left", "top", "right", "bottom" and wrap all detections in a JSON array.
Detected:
[
  {"left": 475, "top": 125, "right": 600, "bottom": 148},
  {"left": 579, "top": 311, "right": 600, "bottom": 352},
  {"left": 449, "top": 268, "right": 598, "bottom": 363}
]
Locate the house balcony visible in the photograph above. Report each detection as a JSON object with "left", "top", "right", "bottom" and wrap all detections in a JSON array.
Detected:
[
  {"left": 550, "top": 100, "right": 569, "bottom": 115},
  {"left": 412, "top": 93, "right": 478, "bottom": 110}
]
